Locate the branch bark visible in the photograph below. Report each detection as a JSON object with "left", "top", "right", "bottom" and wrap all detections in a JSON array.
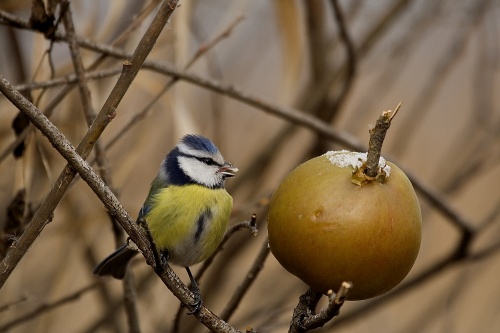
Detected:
[
  {"left": 0, "top": 0, "right": 178, "bottom": 290},
  {"left": 0, "top": 68, "right": 241, "bottom": 333},
  {"left": 289, "top": 282, "right": 351, "bottom": 333}
]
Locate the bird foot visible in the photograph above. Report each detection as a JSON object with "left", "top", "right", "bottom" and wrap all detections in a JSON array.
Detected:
[
  {"left": 187, "top": 291, "right": 203, "bottom": 315},
  {"left": 159, "top": 251, "right": 169, "bottom": 267},
  {"left": 153, "top": 250, "right": 169, "bottom": 273},
  {"left": 185, "top": 267, "right": 203, "bottom": 315}
]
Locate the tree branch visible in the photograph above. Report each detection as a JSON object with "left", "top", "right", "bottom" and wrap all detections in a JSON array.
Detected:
[
  {"left": 365, "top": 103, "right": 400, "bottom": 178},
  {"left": 173, "top": 215, "right": 258, "bottom": 332},
  {"left": 289, "top": 282, "right": 352, "bottom": 333},
  {"left": 329, "top": 0, "right": 357, "bottom": 113},
  {"left": 61, "top": 2, "right": 140, "bottom": 331},
  {"left": 1, "top": 9, "right": 476, "bottom": 244},
  {"left": 0, "top": 73, "right": 153, "bottom": 286},
  {"left": 0, "top": 68, "right": 241, "bottom": 333},
  {"left": 220, "top": 236, "right": 270, "bottom": 322},
  {"left": 0, "top": 0, "right": 178, "bottom": 290}
]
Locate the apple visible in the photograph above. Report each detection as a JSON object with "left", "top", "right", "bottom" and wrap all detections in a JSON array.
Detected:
[{"left": 267, "top": 150, "right": 422, "bottom": 300}]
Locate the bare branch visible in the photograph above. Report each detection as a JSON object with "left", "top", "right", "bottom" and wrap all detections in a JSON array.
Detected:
[
  {"left": 365, "top": 103, "right": 401, "bottom": 178},
  {"left": 0, "top": 0, "right": 178, "bottom": 291},
  {"left": 174, "top": 215, "right": 258, "bottom": 332},
  {"left": 0, "top": 61, "right": 241, "bottom": 333},
  {"left": 1, "top": 8, "right": 477, "bottom": 251},
  {"left": 220, "top": 237, "right": 270, "bottom": 322},
  {"left": 104, "top": 13, "right": 245, "bottom": 154},
  {"left": 329, "top": 0, "right": 357, "bottom": 115},
  {"left": 289, "top": 282, "right": 352, "bottom": 333},
  {"left": 62, "top": 2, "right": 140, "bottom": 330},
  {"left": 0, "top": 284, "right": 97, "bottom": 332},
  {"left": 300, "top": 282, "right": 352, "bottom": 330}
]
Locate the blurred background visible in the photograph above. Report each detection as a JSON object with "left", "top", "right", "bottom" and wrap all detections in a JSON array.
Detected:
[{"left": 0, "top": 0, "right": 499, "bottom": 332}]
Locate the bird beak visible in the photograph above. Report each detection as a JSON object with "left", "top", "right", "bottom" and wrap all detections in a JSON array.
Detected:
[{"left": 218, "top": 162, "right": 238, "bottom": 177}]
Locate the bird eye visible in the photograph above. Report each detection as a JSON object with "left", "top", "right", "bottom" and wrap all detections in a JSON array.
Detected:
[{"left": 201, "top": 157, "right": 215, "bottom": 165}]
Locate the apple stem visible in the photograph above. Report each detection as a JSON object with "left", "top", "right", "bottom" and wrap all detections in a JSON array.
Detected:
[{"left": 365, "top": 102, "right": 401, "bottom": 178}]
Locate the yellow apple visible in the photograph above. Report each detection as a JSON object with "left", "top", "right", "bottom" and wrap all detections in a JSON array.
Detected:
[{"left": 268, "top": 151, "right": 422, "bottom": 300}]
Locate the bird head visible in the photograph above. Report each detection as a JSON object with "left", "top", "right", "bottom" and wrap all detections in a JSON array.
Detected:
[{"left": 162, "top": 134, "right": 238, "bottom": 188}]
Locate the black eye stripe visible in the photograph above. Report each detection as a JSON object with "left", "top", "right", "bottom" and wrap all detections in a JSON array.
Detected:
[
  {"left": 199, "top": 157, "right": 220, "bottom": 166},
  {"left": 178, "top": 152, "right": 221, "bottom": 167}
]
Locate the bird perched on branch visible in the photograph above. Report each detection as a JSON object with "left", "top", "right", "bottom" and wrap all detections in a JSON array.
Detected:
[{"left": 93, "top": 134, "right": 238, "bottom": 310}]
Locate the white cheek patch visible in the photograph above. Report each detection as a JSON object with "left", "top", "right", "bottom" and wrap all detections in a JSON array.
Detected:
[{"left": 178, "top": 156, "right": 222, "bottom": 188}]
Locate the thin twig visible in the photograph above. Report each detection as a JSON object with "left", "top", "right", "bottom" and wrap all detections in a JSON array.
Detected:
[
  {"left": 61, "top": 0, "right": 93, "bottom": 123},
  {"left": 305, "top": 1, "right": 329, "bottom": 84},
  {"left": 3, "top": 9, "right": 488, "bottom": 330},
  {"left": 197, "top": 215, "right": 258, "bottom": 281},
  {"left": 0, "top": 11, "right": 476, "bottom": 236},
  {"left": 60, "top": 0, "right": 117, "bottom": 228},
  {"left": 0, "top": 63, "right": 241, "bottom": 333},
  {"left": 12, "top": 68, "right": 121, "bottom": 92},
  {"left": 0, "top": 67, "right": 120, "bottom": 164},
  {"left": 0, "top": 0, "right": 159, "bottom": 164},
  {"left": 173, "top": 215, "right": 258, "bottom": 332},
  {"left": 300, "top": 282, "right": 352, "bottom": 330},
  {"left": 0, "top": 73, "right": 152, "bottom": 286},
  {"left": 298, "top": 0, "right": 412, "bottom": 115},
  {"left": 220, "top": 236, "right": 270, "bottom": 322},
  {"left": 329, "top": 0, "right": 356, "bottom": 113},
  {"left": 186, "top": 14, "right": 245, "bottom": 69},
  {"left": 0, "top": 294, "right": 28, "bottom": 313},
  {"left": 289, "top": 283, "right": 352, "bottom": 333},
  {"left": 391, "top": 0, "right": 492, "bottom": 156},
  {"left": 0, "top": 4, "right": 244, "bottom": 329},
  {"left": 290, "top": 289, "right": 323, "bottom": 333},
  {"left": 0, "top": 284, "right": 97, "bottom": 332},
  {"left": 0, "top": 8, "right": 360, "bottom": 149},
  {"left": 365, "top": 102, "right": 401, "bottom": 177},
  {"left": 103, "top": 13, "right": 245, "bottom": 153},
  {"left": 0, "top": 0, "right": 178, "bottom": 291},
  {"left": 83, "top": 270, "right": 158, "bottom": 332},
  {"left": 122, "top": 272, "right": 141, "bottom": 333}
]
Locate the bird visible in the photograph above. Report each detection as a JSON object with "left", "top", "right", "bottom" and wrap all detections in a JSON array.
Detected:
[{"left": 93, "top": 134, "right": 238, "bottom": 310}]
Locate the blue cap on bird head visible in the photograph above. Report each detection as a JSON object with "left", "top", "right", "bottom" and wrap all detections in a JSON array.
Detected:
[{"left": 181, "top": 134, "right": 219, "bottom": 154}]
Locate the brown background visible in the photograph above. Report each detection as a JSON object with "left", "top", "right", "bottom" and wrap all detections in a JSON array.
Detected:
[{"left": 0, "top": 1, "right": 499, "bottom": 332}]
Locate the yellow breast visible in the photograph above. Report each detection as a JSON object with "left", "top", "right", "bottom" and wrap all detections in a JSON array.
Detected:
[{"left": 145, "top": 185, "right": 232, "bottom": 267}]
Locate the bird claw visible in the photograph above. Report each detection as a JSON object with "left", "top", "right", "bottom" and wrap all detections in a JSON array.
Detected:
[
  {"left": 185, "top": 266, "right": 203, "bottom": 315},
  {"left": 159, "top": 251, "right": 169, "bottom": 268},
  {"left": 153, "top": 250, "right": 169, "bottom": 274},
  {"left": 187, "top": 292, "right": 203, "bottom": 315}
]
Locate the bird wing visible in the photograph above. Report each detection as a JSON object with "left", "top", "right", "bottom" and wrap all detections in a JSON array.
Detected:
[{"left": 137, "top": 175, "right": 168, "bottom": 221}]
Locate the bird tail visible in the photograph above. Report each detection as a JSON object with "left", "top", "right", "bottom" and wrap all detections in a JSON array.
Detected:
[{"left": 93, "top": 244, "right": 138, "bottom": 279}]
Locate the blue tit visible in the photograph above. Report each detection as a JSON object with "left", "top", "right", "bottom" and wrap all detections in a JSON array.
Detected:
[{"left": 93, "top": 134, "right": 238, "bottom": 305}]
